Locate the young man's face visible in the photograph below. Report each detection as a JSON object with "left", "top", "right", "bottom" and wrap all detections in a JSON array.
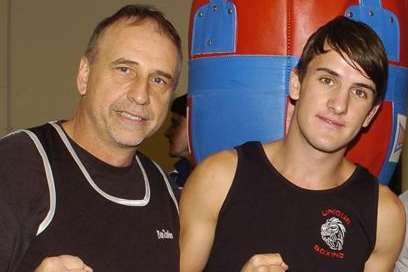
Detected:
[
  {"left": 165, "top": 112, "right": 189, "bottom": 158},
  {"left": 76, "top": 18, "right": 179, "bottom": 150},
  {"left": 289, "top": 46, "right": 380, "bottom": 154}
]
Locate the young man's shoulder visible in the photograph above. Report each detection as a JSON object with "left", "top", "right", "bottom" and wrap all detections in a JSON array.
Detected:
[
  {"left": 202, "top": 148, "right": 237, "bottom": 169},
  {"left": 189, "top": 149, "right": 237, "bottom": 186},
  {"left": 378, "top": 184, "right": 404, "bottom": 215},
  {"left": 365, "top": 184, "right": 405, "bottom": 270},
  {"left": 180, "top": 149, "right": 237, "bottom": 217},
  {"left": 377, "top": 185, "right": 405, "bottom": 226}
]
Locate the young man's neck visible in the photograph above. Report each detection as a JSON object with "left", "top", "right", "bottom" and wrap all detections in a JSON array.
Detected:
[{"left": 266, "top": 136, "right": 355, "bottom": 190}]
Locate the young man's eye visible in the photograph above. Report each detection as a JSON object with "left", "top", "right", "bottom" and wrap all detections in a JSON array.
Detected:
[
  {"left": 353, "top": 88, "right": 368, "bottom": 99},
  {"left": 319, "top": 77, "right": 334, "bottom": 86}
]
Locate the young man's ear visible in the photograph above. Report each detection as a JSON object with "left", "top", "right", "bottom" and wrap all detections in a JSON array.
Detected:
[
  {"left": 77, "top": 56, "right": 90, "bottom": 96},
  {"left": 289, "top": 69, "right": 301, "bottom": 101},
  {"left": 362, "top": 104, "right": 380, "bottom": 128}
]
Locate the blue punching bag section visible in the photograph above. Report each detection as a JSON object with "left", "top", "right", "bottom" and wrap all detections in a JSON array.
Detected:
[
  {"left": 191, "top": 0, "right": 236, "bottom": 55},
  {"left": 188, "top": 0, "right": 408, "bottom": 184},
  {"left": 189, "top": 56, "right": 293, "bottom": 162},
  {"left": 346, "top": 0, "right": 399, "bottom": 61},
  {"left": 189, "top": 0, "right": 294, "bottom": 162}
]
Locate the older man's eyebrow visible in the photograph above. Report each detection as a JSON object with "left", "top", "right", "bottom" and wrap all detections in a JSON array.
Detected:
[
  {"left": 111, "top": 58, "right": 174, "bottom": 81},
  {"left": 154, "top": 70, "right": 174, "bottom": 81},
  {"left": 111, "top": 58, "right": 139, "bottom": 66}
]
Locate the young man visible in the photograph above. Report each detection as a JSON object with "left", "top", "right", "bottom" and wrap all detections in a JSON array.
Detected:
[
  {"left": 0, "top": 5, "right": 182, "bottom": 272},
  {"left": 180, "top": 16, "right": 405, "bottom": 272},
  {"left": 165, "top": 94, "right": 193, "bottom": 189}
]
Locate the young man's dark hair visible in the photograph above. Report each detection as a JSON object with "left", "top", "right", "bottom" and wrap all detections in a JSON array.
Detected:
[
  {"left": 296, "top": 16, "right": 388, "bottom": 104},
  {"left": 85, "top": 4, "right": 183, "bottom": 81}
]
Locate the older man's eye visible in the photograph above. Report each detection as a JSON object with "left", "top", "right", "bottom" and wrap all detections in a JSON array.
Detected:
[
  {"left": 152, "top": 77, "right": 167, "bottom": 85},
  {"left": 117, "top": 67, "right": 130, "bottom": 73}
]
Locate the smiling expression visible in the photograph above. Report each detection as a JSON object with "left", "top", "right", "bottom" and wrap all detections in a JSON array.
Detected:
[
  {"left": 76, "top": 18, "right": 179, "bottom": 151},
  {"left": 289, "top": 47, "right": 380, "bottom": 154}
]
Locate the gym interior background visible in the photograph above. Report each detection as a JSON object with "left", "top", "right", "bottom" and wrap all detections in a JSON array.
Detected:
[{"left": 1, "top": 0, "right": 406, "bottom": 191}]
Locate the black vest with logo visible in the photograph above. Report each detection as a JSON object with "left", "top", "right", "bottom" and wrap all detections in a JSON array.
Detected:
[
  {"left": 17, "top": 123, "right": 179, "bottom": 271},
  {"left": 204, "top": 142, "right": 378, "bottom": 272}
]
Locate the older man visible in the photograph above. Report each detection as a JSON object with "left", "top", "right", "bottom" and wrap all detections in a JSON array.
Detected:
[{"left": 0, "top": 5, "right": 182, "bottom": 272}]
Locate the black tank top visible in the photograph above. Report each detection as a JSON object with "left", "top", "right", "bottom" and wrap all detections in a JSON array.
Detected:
[
  {"left": 17, "top": 123, "right": 179, "bottom": 271},
  {"left": 205, "top": 142, "right": 378, "bottom": 272}
]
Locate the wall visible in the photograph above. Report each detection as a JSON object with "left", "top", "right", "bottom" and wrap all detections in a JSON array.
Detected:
[{"left": 0, "top": 0, "right": 10, "bottom": 135}]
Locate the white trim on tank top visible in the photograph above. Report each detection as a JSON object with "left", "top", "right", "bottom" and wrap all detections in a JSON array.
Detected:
[
  {"left": 3, "top": 121, "right": 179, "bottom": 235},
  {"left": 2, "top": 129, "right": 56, "bottom": 235},
  {"left": 50, "top": 122, "right": 178, "bottom": 211}
]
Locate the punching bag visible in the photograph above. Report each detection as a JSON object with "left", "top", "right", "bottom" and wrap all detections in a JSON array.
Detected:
[{"left": 188, "top": 0, "right": 408, "bottom": 184}]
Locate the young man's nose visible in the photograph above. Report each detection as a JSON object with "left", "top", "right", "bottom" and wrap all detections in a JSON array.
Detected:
[{"left": 327, "top": 90, "right": 349, "bottom": 114}]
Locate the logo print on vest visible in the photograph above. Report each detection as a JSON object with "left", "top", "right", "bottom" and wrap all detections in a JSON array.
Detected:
[
  {"left": 156, "top": 229, "right": 174, "bottom": 239},
  {"left": 320, "top": 217, "right": 346, "bottom": 251}
]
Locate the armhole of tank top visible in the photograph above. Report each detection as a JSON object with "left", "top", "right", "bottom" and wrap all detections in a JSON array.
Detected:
[
  {"left": 371, "top": 182, "right": 380, "bottom": 254},
  {"left": 151, "top": 160, "right": 179, "bottom": 213},
  {"left": 4, "top": 129, "right": 56, "bottom": 236},
  {"left": 217, "top": 148, "right": 240, "bottom": 219}
]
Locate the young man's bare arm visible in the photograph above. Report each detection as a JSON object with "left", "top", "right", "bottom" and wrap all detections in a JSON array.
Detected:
[
  {"left": 179, "top": 150, "right": 237, "bottom": 272},
  {"left": 364, "top": 185, "right": 405, "bottom": 271}
]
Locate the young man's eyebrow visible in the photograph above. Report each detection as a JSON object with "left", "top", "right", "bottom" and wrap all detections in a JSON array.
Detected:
[
  {"left": 353, "top": 82, "right": 376, "bottom": 94},
  {"left": 315, "top": 67, "right": 339, "bottom": 77}
]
